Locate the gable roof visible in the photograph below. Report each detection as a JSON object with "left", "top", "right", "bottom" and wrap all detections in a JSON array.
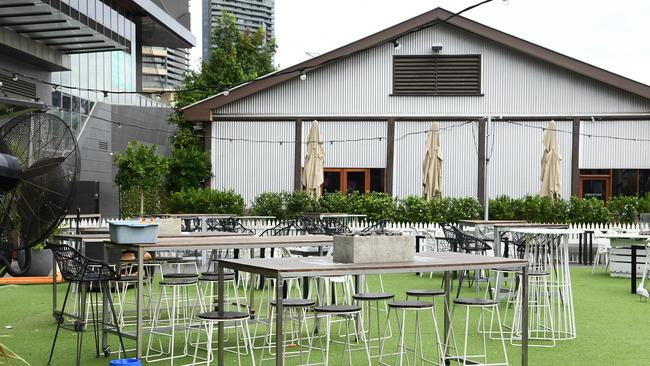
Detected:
[{"left": 182, "top": 7, "right": 650, "bottom": 121}]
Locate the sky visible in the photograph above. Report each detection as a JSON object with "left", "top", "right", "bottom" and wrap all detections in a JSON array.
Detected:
[{"left": 189, "top": 0, "right": 650, "bottom": 86}]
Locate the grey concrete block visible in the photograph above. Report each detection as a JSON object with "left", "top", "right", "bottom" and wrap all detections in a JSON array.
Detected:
[{"left": 333, "top": 235, "right": 415, "bottom": 263}]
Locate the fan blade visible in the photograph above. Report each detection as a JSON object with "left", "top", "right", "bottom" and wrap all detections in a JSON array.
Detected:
[{"left": 22, "top": 156, "right": 65, "bottom": 180}]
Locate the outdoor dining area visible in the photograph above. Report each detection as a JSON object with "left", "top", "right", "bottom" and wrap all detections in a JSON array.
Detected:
[{"left": 38, "top": 212, "right": 612, "bottom": 366}]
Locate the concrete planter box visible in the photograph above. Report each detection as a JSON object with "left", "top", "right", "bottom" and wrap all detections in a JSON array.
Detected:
[
  {"left": 333, "top": 235, "right": 415, "bottom": 263},
  {"left": 158, "top": 218, "right": 181, "bottom": 237}
]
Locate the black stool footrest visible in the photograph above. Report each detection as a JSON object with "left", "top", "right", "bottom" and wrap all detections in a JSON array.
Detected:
[
  {"left": 163, "top": 273, "right": 199, "bottom": 279},
  {"left": 352, "top": 292, "right": 395, "bottom": 301},
  {"left": 406, "top": 289, "right": 446, "bottom": 297},
  {"left": 270, "top": 298, "right": 315, "bottom": 307},
  {"left": 388, "top": 300, "right": 433, "bottom": 309},
  {"left": 454, "top": 298, "right": 498, "bottom": 306},
  {"left": 314, "top": 305, "right": 361, "bottom": 313},
  {"left": 159, "top": 278, "right": 198, "bottom": 286}
]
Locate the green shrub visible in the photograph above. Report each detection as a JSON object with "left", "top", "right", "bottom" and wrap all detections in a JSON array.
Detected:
[
  {"left": 353, "top": 192, "right": 396, "bottom": 222},
  {"left": 568, "top": 196, "right": 611, "bottom": 223},
  {"left": 395, "top": 196, "right": 432, "bottom": 223},
  {"left": 285, "top": 191, "right": 320, "bottom": 217},
  {"left": 121, "top": 186, "right": 169, "bottom": 218},
  {"left": 608, "top": 196, "right": 639, "bottom": 223},
  {"left": 252, "top": 191, "right": 287, "bottom": 219},
  {"left": 489, "top": 195, "right": 517, "bottom": 220},
  {"left": 320, "top": 192, "right": 350, "bottom": 213},
  {"left": 168, "top": 188, "right": 244, "bottom": 214},
  {"left": 444, "top": 197, "right": 483, "bottom": 223},
  {"left": 638, "top": 193, "right": 650, "bottom": 213}
]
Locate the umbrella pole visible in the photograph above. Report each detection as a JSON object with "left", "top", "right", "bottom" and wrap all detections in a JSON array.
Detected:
[{"left": 483, "top": 116, "right": 491, "bottom": 220}]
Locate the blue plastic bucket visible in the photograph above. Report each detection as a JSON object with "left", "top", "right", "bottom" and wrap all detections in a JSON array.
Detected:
[{"left": 109, "top": 359, "right": 141, "bottom": 366}]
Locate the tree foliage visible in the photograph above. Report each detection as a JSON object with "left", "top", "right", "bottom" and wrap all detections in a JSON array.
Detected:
[
  {"left": 113, "top": 141, "right": 168, "bottom": 215},
  {"left": 165, "top": 12, "right": 277, "bottom": 193}
]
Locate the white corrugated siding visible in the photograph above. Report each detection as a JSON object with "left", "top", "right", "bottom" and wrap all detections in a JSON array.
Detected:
[
  {"left": 580, "top": 120, "right": 650, "bottom": 169},
  {"left": 211, "top": 121, "right": 294, "bottom": 205},
  {"left": 393, "top": 121, "right": 478, "bottom": 198},
  {"left": 300, "top": 121, "right": 386, "bottom": 168},
  {"left": 487, "top": 120, "right": 573, "bottom": 198},
  {"left": 216, "top": 23, "right": 650, "bottom": 116}
]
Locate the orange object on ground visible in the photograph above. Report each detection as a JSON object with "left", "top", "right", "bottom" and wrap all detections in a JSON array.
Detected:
[{"left": 0, "top": 273, "right": 62, "bottom": 285}]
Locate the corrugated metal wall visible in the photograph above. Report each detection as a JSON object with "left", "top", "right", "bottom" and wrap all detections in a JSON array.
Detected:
[
  {"left": 211, "top": 121, "right": 295, "bottom": 205},
  {"left": 393, "top": 121, "right": 478, "bottom": 198},
  {"left": 300, "top": 121, "right": 386, "bottom": 168},
  {"left": 216, "top": 23, "right": 650, "bottom": 116},
  {"left": 580, "top": 120, "right": 650, "bottom": 169},
  {"left": 487, "top": 120, "right": 573, "bottom": 198}
]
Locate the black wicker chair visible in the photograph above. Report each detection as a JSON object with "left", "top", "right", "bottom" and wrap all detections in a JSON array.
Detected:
[
  {"left": 205, "top": 217, "right": 254, "bottom": 234},
  {"left": 360, "top": 219, "right": 389, "bottom": 235},
  {"left": 450, "top": 227, "right": 493, "bottom": 298},
  {"left": 46, "top": 242, "right": 127, "bottom": 366}
]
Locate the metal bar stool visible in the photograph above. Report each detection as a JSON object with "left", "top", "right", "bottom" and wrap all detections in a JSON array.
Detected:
[
  {"left": 510, "top": 271, "right": 555, "bottom": 348},
  {"left": 378, "top": 300, "right": 444, "bottom": 366},
  {"left": 190, "top": 311, "right": 255, "bottom": 366},
  {"left": 352, "top": 292, "right": 394, "bottom": 356},
  {"left": 146, "top": 277, "right": 204, "bottom": 365},
  {"left": 199, "top": 271, "right": 242, "bottom": 311},
  {"left": 444, "top": 298, "right": 509, "bottom": 366},
  {"left": 306, "top": 304, "right": 371, "bottom": 366},
  {"left": 260, "top": 298, "right": 315, "bottom": 365}
]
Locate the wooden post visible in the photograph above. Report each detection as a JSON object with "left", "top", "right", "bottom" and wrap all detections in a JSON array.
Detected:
[
  {"left": 571, "top": 118, "right": 580, "bottom": 196},
  {"left": 385, "top": 119, "right": 395, "bottom": 195},
  {"left": 294, "top": 119, "right": 303, "bottom": 190}
]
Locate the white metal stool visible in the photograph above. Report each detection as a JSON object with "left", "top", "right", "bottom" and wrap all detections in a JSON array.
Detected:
[
  {"left": 307, "top": 304, "right": 371, "bottom": 366},
  {"left": 260, "top": 298, "right": 315, "bottom": 365},
  {"left": 378, "top": 300, "right": 444, "bottom": 366},
  {"left": 146, "top": 277, "right": 204, "bottom": 365},
  {"left": 445, "top": 298, "right": 509, "bottom": 366},
  {"left": 190, "top": 311, "right": 256, "bottom": 366},
  {"left": 510, "top": 271, "right": 555, "bottom": 348},
  {"left": 352, "top": 292, "right": 394, "bottom": 356}
]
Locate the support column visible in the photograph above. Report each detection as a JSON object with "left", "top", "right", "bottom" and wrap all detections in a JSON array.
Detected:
[
  {"left": 203, "top": 121, "right": 212, "bottom": 189},
  {"left": 477, "top": 119, "right": 487, "bottom": 206},
  {"left": 385, "top": 119, "right": 395, "bottom": 195},
  {"left": 571, "top": 118, "right": 580, "bottom": 196},
  {"left": 294, "top": 119, "right": 303, "bottom": 190},
  {"left": 134, "top": 17, "right": 143, "bottom": 92}
]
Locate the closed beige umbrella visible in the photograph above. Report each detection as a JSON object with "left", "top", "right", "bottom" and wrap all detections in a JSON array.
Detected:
[
  {"left": 540, "top": 120, "right": 562, "bottom": 198},
  {"left": 423, "top": 122, "right": 443, "bottom": 199},
  {"left": 302, "top": 120, "right": 325, "bottom": 199}
]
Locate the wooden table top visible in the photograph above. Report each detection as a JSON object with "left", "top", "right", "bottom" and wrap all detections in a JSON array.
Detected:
[
  {"left": 53, "top": 231, "right": 249, "bottom": 241},
  {"left": 217, "top": 251, "right": 527, "bottom": 277},
  {"left": 105, "top": 234, "right": 333, "bottom": 250}
]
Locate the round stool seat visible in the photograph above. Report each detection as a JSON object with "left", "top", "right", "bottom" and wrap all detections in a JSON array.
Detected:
[
  {"left": 199, "top": 273, "right": 236, "bottom": 281},
  {"left": 159, "top": 278, "right": 198, "bottom": 286},
  {"left": 406, "top": 289, "right": 446, "bottom": 297},
  {"left": 314, "top": 304, "right": 362, "bottom": 313},
  {"left": 163, "top": 273, "right": 199, "bottom": 279},
  {"left": 388, "top": 300, "right": 433, "bottom": 309},
  {"left": 352, "top": 292, "right": 395, "bottom": 301},
  {"left": 454, "top": 298, "right": 498, "bottom": 307},
  {"left": 198, "top": 311, "right": 249, "bottom": 321},
  {"left": 270, "top": 298, "right": 315, "bottom": 307}
]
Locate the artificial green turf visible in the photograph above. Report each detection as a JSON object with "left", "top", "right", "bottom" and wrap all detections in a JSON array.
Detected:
[{"left": 0, "top": 267, "right": 647, "bottom": 365}]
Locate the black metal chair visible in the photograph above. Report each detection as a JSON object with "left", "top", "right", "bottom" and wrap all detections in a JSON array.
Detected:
[
  {"left": 205, "top": 217, "right": 254, "bottom": 234},
  {"left": 360, "top": 219, "right": 389, "bottom": 235},
  {"left": 451, "top": 227, "right": 493, "bottom": 298},
  {"left": 46, "top": 242, "right": 127, "bottom": 366},
  {"left": 181, "top": 217, "right": 202, "bottom": 232}
]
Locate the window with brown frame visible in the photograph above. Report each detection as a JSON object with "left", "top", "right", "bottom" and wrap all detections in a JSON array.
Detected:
[
  {"left": 392, "top": 54, "right": 481, "bottom": 96},
  {"left": 322, "top": 168, "right": 385, "bottom": 194}
]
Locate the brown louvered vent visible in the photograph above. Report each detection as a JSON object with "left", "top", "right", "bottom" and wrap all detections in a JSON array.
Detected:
[
  {"left": 0, "top": 73, "right": 36, "bottom": 100},
  {"left": 393, "top": 55, "right": 481, "bottom": 95}
]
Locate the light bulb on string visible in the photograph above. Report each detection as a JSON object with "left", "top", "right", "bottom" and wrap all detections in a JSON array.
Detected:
[
  {"left": 11, "top": 74, "right": 18, "bottom": 81},
  {"left": 223, "top": 88, "right": 230, "bottom": 96},
  {"left": 392, "top": 40, "right": 401, "bottom": 50},
  {"left": 299, "top": 71, "right": 307, "bottom": 81},
  {"left": 103, "top": 91, "right": 109, "bottom": 99}
]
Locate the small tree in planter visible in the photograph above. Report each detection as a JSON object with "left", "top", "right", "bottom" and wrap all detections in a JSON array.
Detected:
[{"left": 114, "top": 141, "right": 168, "bottom": 217}]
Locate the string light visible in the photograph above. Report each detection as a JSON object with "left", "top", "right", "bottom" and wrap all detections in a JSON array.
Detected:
[
  {"left": 102, "top": 91, "right": 109, "bottom": 98},
  {"left": 299, "top": 71, "right": 307, "bottom": 81},
  {"left": 392, "top": 40, "right": 401, "bottom": 50},
  {"left": 223, "top": 88, "right": 230, "bottom": 96},
  {"left": 11, "top": 74, "right": 18, "bottom": 82}
]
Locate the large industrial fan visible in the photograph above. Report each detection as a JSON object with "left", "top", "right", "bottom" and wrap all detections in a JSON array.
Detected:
[{"left": 0, "top": 112, "right": 79, "bottom": 276}]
